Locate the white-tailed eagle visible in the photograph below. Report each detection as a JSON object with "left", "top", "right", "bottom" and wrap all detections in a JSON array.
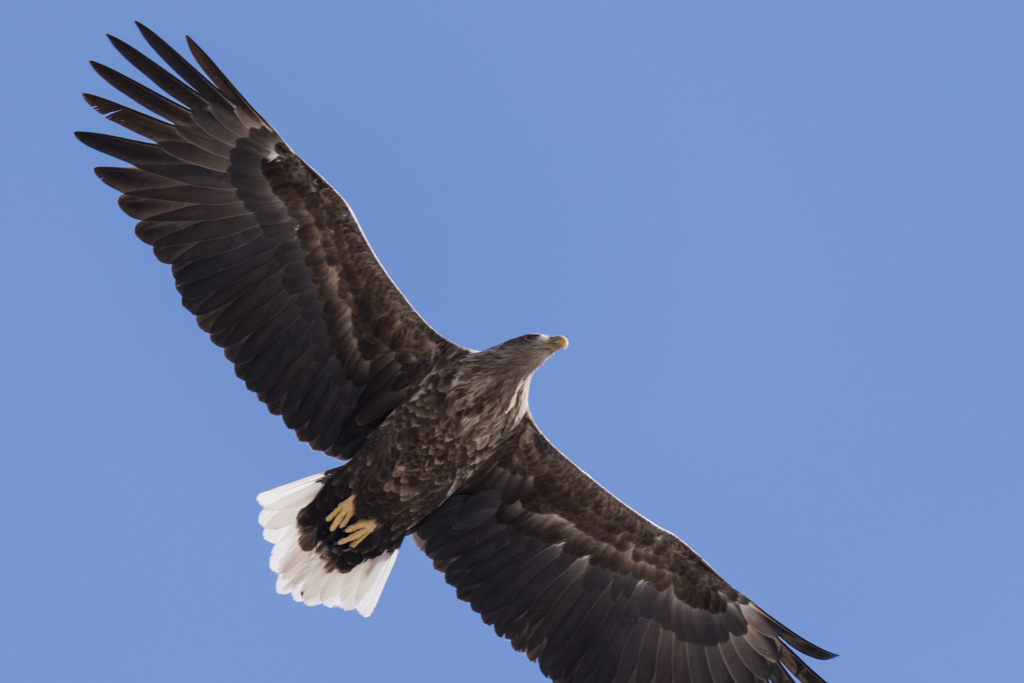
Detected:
[{"left": 77, "top": 23, "right": 836, "bottom": 683}]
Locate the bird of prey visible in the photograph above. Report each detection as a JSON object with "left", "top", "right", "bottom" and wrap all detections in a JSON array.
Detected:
[{"left": 77, "top": 23, "right": 836, "bottom": 683}]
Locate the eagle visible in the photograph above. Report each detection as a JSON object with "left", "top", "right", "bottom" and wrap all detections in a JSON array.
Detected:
[{"left": 77, "top": 23, "right": 836, "bottom": 683}]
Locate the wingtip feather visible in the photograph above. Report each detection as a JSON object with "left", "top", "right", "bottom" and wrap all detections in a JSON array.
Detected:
[{"left": 781, "top": 634, "right": 839, "bottom": 661}]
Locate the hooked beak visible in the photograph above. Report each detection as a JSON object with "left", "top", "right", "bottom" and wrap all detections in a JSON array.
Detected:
[{"left": 544, "top": 335, "right": 569, "bottom": 352}]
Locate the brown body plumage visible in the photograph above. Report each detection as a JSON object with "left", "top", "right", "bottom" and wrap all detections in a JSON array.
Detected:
[
  {"left": 296, "top": 335, "right": 564, "bottom": 573},
  {"left": 78, "top": 24, "right": 836, "bottom": 683}
]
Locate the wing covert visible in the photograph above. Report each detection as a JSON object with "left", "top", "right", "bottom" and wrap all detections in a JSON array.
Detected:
[
  {"left": 414, "top": 417, "right": 835, "bottom": 683},
  {"left": 77, "top": 24, "right": 460, "bottom": 459}
]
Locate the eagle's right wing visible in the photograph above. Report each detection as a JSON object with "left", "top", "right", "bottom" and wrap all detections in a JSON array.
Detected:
[
  {"left": 77, "top": 24, "right": 461, "bottom": 459},
  {"left": 415, "top": 416, "right": 836, "bottom": 683}
]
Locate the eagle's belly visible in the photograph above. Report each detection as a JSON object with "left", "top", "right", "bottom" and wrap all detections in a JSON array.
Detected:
[
  {"left": 298, "top": 368, "right": 530, "bottom": 569},
  {"left": 352, "top": 380, "right": 525, "bottom": 531}
]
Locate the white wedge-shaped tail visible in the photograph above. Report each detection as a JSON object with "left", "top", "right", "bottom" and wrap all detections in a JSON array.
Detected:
[{"left": 257, "top": 473, "right": 399, "bottom": 617}]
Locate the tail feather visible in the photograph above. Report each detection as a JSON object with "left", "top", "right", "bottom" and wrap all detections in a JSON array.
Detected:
[
  {"left": 257, "top": 472, "right": 325, "bottom": 513},
  {"left": 257, "top": 472, "right": 399, "bottom": 617}
]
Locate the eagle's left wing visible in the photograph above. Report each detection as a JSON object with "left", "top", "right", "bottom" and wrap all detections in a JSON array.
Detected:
[
  {"left": 76, "top": 25, "right": 461, "bottom": 460},
  {"left": 414, "top": 416, "right": 835, "bottom": 683}
]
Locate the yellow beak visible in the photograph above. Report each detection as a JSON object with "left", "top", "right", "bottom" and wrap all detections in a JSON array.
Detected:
[{"left": 545, "top": 335, "right": 569, "bottom": 351}]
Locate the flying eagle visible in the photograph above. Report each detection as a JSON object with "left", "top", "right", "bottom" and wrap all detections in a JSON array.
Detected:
[{"left": 77, "top": 24, "right": 836, "bottom": 683}]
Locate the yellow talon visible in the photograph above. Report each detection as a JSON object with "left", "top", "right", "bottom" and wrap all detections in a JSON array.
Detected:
[
  {"left": 338, "top": 519, "right": 378, "bottom": 548},
  {"left": 326, "top": 495, "right": 356, "bottom": 532},
  {"left": 326, "top": 495, "right": 377, "bottom": 547}
]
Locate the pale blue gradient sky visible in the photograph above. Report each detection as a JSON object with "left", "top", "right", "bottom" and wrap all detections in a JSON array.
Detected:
[{"left": 2, "top": 3, "right": 1021, "bottom": 682}]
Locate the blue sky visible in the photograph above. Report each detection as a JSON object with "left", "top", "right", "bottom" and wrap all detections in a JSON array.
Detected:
[{"left": 2, "top": 2, "right": 1021, "bottom": 681}]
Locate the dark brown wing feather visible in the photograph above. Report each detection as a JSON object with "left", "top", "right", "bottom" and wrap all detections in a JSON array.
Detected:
[
  {"left": 77, "top": 24, "right": 458, "bottom": 459},
  {"left": 414, "top": 416, "right": 836, "bottom": 683}
]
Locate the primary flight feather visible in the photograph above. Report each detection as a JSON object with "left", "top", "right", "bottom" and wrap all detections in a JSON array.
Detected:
[{"left": 78, "top": 23, "right": 836, "bottom": 683}]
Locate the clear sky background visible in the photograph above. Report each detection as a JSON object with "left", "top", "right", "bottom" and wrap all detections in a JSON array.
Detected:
[{"left": 1, "top": 2, "right": 1021, "bottom": 682}]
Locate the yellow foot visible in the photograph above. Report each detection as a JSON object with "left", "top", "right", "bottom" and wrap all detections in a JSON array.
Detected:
[
  {"left": 326, "top": 495, "right": 356, "bottom": 532},
  {"left": 337, "top": 519, "right": 378, "bottom": 548}
]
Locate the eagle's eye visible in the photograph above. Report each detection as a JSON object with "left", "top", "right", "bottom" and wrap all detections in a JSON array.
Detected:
[{"left": 524, "top": 334, "right": 539, "bottom": 342}]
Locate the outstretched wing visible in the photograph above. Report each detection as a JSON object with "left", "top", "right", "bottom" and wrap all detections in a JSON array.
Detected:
[
  {"left": 415, "top": 416, "right": 836, "bottom": 683},
  {"left": 77, "top": 24, "right": 460, "bottom": 459}
]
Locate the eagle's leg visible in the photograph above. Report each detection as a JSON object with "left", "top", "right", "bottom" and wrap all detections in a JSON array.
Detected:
[{"left": 326, "top": 494, "right": 379, "bottom": 548}]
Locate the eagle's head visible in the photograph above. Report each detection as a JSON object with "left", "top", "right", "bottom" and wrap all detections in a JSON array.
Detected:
[
  {"left": 515, "top": 333, "right": 570, "bottom": 352},
  {"left": 455, "top": 333, "right": 569, "bottom": 416},
  {"left": 496, "top": 333, "right": 569, "bottom": 370},
  {"left": 464, "top": 333, "right": 569, "bottom": 382}
]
